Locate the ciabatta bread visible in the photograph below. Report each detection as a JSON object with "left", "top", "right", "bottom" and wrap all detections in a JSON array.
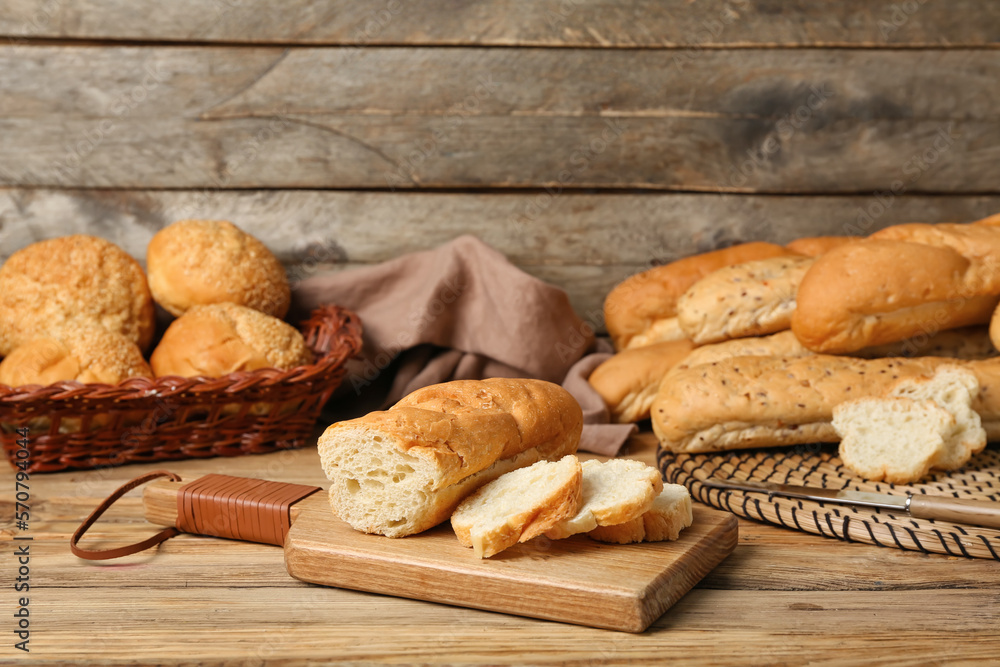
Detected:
[
  {"left": 588, "top": 339, "right": 696, "bottom": 423},
  {"left": 677, "top": 256, "right": 814, "bottom": 344},
  {"left": 544, "top": 458, "right": 663, "bottom": 540},
  {"left": 588, "top": 484, "right": 693, "bottom": 544},
  {"left": 833, "top": 397, "right": 954, "bottom": 484},
  {"left": 792, "top": 240, "right": 999, "bottom": 354},
  {"left": 450, "top": 455, "right": 582, "bottom": 558},
  {"left": 604, "top": 243, "right": 798, "bottom": 351},
  {"left": 318, "top": 379, "right": 583, "bottom": 537}
]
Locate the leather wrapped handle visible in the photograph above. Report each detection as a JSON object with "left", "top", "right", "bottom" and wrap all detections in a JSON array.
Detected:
[
  {"left": 908, "top": 495, "right": 1000, "bottom": 530},
  {"left": 142, "top": 474, "right": 321, "bottom": 546}
]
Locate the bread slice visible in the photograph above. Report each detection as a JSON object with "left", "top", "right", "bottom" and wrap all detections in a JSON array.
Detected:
[
  {"left": 833, "top": 397, "right": 954, "bottom": 484},
  {"left": 544, "top": 459, "right": 663, "bottom": 540},
  {"left": 887, "top": 366, "right": 986, "bottom": 470},
  {"left": 450, "top": 455, "right": 583, "bottom": 558},
  {"left": 588, "top": 484, "right": 693, "bottom": 544}
]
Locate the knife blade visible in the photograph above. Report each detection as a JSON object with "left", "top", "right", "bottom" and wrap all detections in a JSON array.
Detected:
[{"left": 702, "top": 477, "right": 1000, "bottom": 530}]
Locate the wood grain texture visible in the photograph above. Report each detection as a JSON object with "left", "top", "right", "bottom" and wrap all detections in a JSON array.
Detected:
[
  {"left": 4, "top": 436, "right": 1000, "bottom": 664},
  {"left": 3, "top": 47, "right": 1000, "bottom": 191},
  {"left": 3, "top": 0, "right": 999, "bottom": 47},
  {"left": 284, "top": 497, "right": 736, "bottom": 632},
  {"left": 4, "top": 188, "right": 1000, "bottom": 325}
]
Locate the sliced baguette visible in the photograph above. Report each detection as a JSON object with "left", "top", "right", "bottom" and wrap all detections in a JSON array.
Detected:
[
  {"left": 450, "top": 455, "right": 583, "bottom": 559},
  {"left": 544, "top": 458, "right": 663, "bottom": 540},
  {"left": 833, "top": 397, "right": 953, "bottom": 484},
  {"left": 588, "top": 484, "right": 693, "bottom": 544}
]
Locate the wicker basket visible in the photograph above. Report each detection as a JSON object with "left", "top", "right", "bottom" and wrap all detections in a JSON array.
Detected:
[{"left": 0, "top": 305, "right": 362, "bottom": 473}]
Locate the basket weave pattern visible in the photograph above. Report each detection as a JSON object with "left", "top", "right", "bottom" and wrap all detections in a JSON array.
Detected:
[
  {"left": 1, "top": 305, "right": 362, "bottom": 473},
  {"left": 660, "top": 443, "right": 1000, "bottom": 560}
]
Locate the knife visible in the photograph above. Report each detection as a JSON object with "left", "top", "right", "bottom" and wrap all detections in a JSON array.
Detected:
[{"left": 702, "top": 477, "right": 1000, "bottom": 530}]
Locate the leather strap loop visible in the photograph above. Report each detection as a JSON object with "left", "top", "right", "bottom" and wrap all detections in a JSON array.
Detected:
[{"left": 71, "top": 470, "right": 183, "bottom": 561}]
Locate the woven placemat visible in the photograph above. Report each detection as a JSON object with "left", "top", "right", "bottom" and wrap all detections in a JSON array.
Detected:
[{"left": 658, "top": 443, "right": 1000, "bottom": 560}]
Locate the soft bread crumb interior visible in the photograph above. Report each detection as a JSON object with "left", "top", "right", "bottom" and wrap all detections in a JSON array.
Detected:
[
  {"left": 833, "top": 397, "right": 952, "bottom": 484},
  {"left": 451, "top": 455, "right": 582, "bottom": 558},
  {"left": 321, "top": 426, "right": 438, "bottom": 536},
  {"left": 545, "top": 458, "right": 663, "bottom": 540}
]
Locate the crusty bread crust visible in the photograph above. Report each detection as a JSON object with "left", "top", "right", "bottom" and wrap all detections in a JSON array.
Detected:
[
  {"left": 871, "top": 222, "right": 1000, "bottom": 283},
  {"left": 604, "top": 242, "right": 797, "bottom": 350},
  {"left": 318, "top": 379, "right": 583, "bottom": 537},
  {"left": 588, "top": 339, "right": 696, "bottom": 423},
  {"left": 677, "top": 256, "right": 814, "bottom": 344},
  {"left": 0, "top": 235, "right": 155, "bottom": 355},
  {"left": 792, "top": 240, "right": 999, "bottom": 354},
  {"left": 784, "top": 236, "right": 858, "bottom": 257},
  {"left": 653, "top": 355, "right": 1000, "bottom": 453},
  {"left": 147, "top": 219, "right": 290, "bottom": 318}
]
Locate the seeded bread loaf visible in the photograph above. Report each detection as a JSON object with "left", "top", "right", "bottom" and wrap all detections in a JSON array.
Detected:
[
  {"left": 604, "top": 242, "right": 799, "bottom": 351},
  {"left": 588, "top": 339, "right": 696, "bottom": 423},
  {"left": 791, "top": 240, "right": 999, "bottom": 354},
  {"left": 318, "top": 378, "right": 583, "bottom": 537},
  {"left": 677, "top": 256, "right": 814, "bottom": 344},
  {"left": 652, "top": 355, "right": 1000, "bottom": 453}
]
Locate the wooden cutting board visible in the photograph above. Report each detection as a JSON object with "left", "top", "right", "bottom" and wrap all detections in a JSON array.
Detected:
[{"left": 284, "top": 495, "right": 738, "bottom": 632}]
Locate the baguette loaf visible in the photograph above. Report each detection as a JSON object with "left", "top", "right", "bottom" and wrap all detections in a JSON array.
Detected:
[
  {"left": 652, "top": 355, "right": 1000, "bottom": 454},
  {"left": 871, "top": 222, "right": 1000, "bottom": 290},
  {"left": 588, "top": 339, "right": 696, "bottom": 423},
  {"left": 785, "top": 236, "right": 858, "bottom": 257},
  {"left": 792, "top": 240, "right": 999, "bottom": 354},
  {"left": 677, "top": 256, "right": 814, "bottom": 344},
  {"left": 317, "top": 378, "right": 583, "bottom": 537},
  {"left": 604, "top": 243, "right": 798, "bottom": 351}
]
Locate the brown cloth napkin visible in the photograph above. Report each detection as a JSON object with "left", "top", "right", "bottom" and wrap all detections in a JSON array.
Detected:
[{"left": 292, "top": 235, "right": 635, "bottom": 455}]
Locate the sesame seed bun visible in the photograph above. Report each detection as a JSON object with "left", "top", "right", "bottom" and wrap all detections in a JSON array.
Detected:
[
  {"left": 0, "top": 235, "right": 155, "bottom": 356},
  {"left": 0, "top": 323, "right": 153, "bottom": 387},
  {"left": 146, "top": 220, "right": 290, "bottom": 318},
  {"left": 150, "top": 303, "right": 314, "bottom": 378}
]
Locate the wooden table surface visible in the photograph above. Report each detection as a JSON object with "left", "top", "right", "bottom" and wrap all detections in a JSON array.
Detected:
[{"left": 3, "top": 431, "right": 998, "bottom": 666}]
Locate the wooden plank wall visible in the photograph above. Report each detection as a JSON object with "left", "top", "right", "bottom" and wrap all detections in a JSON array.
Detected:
[{"left": 2, "top": 1, "right": 999, "bottom": 328}]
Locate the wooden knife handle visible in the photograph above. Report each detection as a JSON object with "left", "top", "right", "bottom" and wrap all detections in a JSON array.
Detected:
[
  {"left": 142, "top": 475, "right": 322, "bottom": 546},
  {"left": 907, "top": 495, "right": 1000, "bottom": 530}
]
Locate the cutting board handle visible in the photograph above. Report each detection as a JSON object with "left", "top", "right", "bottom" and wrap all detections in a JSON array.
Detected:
[{"left": 143, "top": 474, "right": 322, "bottom": 546}]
